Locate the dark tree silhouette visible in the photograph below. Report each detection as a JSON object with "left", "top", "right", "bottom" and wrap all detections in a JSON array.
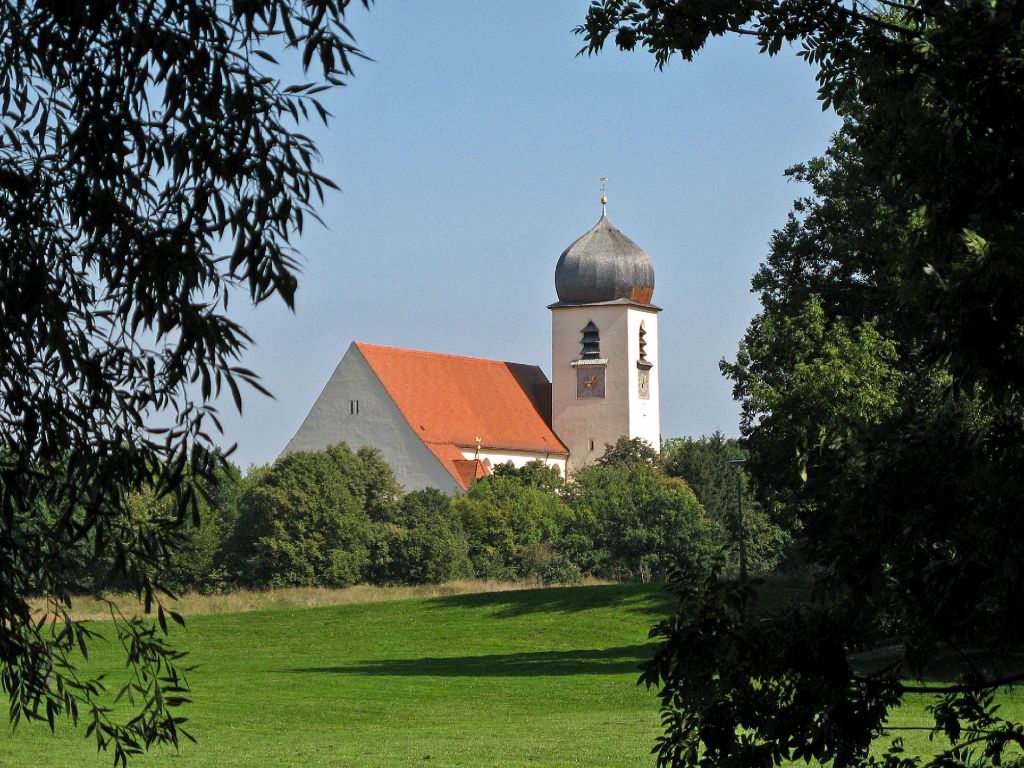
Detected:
[
  {"left": 579, "top": 2, "right": 1024, "bottom": 767},
  {"left": 0, "top": 0, "right": 369, "bottom": 762}
]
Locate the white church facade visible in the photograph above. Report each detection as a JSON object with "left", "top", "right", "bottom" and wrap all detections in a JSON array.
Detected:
[{"left": 283, "top": 203, "right": 661, "bottom": 493}]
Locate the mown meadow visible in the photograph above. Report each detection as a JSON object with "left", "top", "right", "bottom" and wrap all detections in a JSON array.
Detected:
[
  {"left": 2, "top": 582, "right": 1020, "bottom": 767},
  {"left": 2, "top": 583, "right": 671, "bottom": 767}
]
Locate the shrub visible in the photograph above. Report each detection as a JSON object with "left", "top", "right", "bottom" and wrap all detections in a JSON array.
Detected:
[
  {"left": 519, "top": 542, "right": 583, "bottom": 586},
  {"left": 453, "top": 473, "right": 573, "bottom": 579},
  {"left": 229, "top": 445, "right": 385, "bottom": 587},
  {"left": 380, "top": 489, "right": 472, "bottom": 584},
  {"left": 565, "top": 463, "right": 725, "bottom": 581}
]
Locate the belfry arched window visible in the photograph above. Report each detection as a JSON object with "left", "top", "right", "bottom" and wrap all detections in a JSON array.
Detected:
[
  {"left": 580, "top": 321, "right": 600, "bottom": 359},
  {"left": 638, "top": 321, "right": 648, "bottom": 363}
]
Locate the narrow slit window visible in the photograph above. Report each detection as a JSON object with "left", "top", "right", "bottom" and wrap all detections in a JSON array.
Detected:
[
  {"left": 350, "top": 399, "right": 359, "bottom": 415},
  {"left": 588, "top": 439, "right": 595, "bottom": 451}
]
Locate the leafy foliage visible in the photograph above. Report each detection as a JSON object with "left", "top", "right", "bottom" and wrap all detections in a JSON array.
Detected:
[
  {"left": 596, "top": 436, "right": 663, "bottom": 469},
  {"left": 579, "top": 1, "right": 1024, "bottom": 766},
  {"left": 376, "top": 488, "right": 473, "bottom": 585},
  {"left": 663, "top": 432, "right": 790, "bottom": 575},
  {"left": 643, "top": 564, "right": 1024, "bottom": 768},
  {"left": 492, "top": 459, "right": 565, "bottom": 493},
  {"left": 720, "top": 136, "right": 1024, "bottom": 669},
  {"left": 0, "top": 0, "right": 369, "bottom": 758},
  {"left": 642, "top": 565, "right": 901, "bottom": 768},
  {"left": 565, "top": 462, "right": 723, "bottom": 582},
  {"left": 230, "top": 444, "right": 395, "bottom": 587},
  {"left": 218, "top": 450, "right": 723, "bottom": 590},
  {"left": 157, "top": 461, "right": 242, "bottom": 594},
  {"left": 41, "top": 442, "right": 758, "bottom": 615},
  {"left": 452, "top": 470, "right": 576, "bottom": 581}
]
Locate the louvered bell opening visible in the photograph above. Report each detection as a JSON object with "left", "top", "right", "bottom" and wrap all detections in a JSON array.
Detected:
[
  {"left": 639, "top": 321, "right": 648, "bottom": 362},
  {"left": 580, "top": 321, "right": 601, "bottom": 359}
]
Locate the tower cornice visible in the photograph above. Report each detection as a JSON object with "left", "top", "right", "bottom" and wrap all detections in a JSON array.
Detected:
[{"left": 548, "top": 298, "right": 662, "bottom": 311}]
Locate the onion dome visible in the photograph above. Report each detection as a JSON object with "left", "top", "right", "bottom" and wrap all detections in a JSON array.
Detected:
[{"left": 554, "top": 211, "right": 655, "bottom": 305}]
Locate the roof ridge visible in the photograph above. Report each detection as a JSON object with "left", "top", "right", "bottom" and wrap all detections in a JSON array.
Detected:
[
  {"left": 421, "top": 438, "right": 569, "bottom": 454},
  {"left": 356, "top": 341, "right": 539, "bottom": 370}
]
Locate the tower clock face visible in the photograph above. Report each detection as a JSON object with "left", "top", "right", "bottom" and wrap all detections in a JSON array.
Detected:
[{"left": 576, "top": 367, "right": 606, "bottom": 399}]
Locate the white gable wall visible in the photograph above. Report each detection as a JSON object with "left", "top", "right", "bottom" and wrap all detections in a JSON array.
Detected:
[{"left": 282, "top": 343, "right": 460, "bottom": 494}]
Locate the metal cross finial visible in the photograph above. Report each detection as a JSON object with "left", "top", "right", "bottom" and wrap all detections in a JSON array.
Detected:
[{"left": 599, "top": 176, "right": 608, "bottom": 214}]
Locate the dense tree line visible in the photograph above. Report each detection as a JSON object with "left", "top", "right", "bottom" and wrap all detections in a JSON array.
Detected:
[{"left": 61, "top": 437, "right": 775, "bottom": 595}]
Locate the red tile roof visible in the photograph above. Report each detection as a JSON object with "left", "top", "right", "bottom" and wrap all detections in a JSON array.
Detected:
[
  {"left": 356, "top": 343, "right": 568, "bottom": 490},
  {"left": 428, "top": 443, "right": 493, "bottom": 490},
  {"left": 451, "top": 458, "right": 493, "bottom": 488}
]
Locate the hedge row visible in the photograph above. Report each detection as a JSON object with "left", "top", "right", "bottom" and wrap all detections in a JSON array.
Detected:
[{"left": 71, "top": 438, "right": 786, "bottom": 593}]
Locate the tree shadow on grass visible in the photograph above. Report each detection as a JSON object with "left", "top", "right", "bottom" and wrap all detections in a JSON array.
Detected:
[
  {"left": 851, "top": 644, "right": 1024, "bottom": 685},
  {"left": 422, "top": 583, "right": 674, "bottom": 620},
  {"left": 284, "top": 644, "right": 654, "bottom": 678}
]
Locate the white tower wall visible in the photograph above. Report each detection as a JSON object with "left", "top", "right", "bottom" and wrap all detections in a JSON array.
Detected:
[
  {"left": 626, "top": 307, "right": 660, "bottom": 448},
  {"left": 551, "top": 302, "right": 660, "bottom": 473}
]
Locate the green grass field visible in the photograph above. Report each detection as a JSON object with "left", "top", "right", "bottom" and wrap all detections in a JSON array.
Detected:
[
  {"left": 1, "top": 584, "right": 673, "bottom": 767},
  {"left": 1, "top": 582, "right": 1021, "bottom": 767}
]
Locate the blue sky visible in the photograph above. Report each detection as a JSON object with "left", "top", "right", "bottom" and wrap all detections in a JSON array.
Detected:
[{"left": 219, "top": 1, "right": 840, "bottom": 468}]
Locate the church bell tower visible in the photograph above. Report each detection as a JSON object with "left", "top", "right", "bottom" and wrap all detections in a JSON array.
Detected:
[{"left": 550, "top": 191, "right": 661, "bottom": 473}]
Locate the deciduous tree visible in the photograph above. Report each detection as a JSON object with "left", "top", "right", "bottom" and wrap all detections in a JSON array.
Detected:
[
  {"left": 231, "top": 444, "right": 395, "bottom": 587},
  {"left": 566, "top": 462, "right": 722, "bottom": 582},
  {"left": 596, "top": 436, "right": 662, "bottom": 469},
  {"left": 579, "top": 2, "right": 1024, "bottom": 766},
  {"left": 377, "top": 488, "right": 473, "bottom": 585},
  {"left": 0, "top": 1, "right": 369, "bottom": 761},
  {"left": 662, "top": 432, "right": 789, "bottom": 575}
]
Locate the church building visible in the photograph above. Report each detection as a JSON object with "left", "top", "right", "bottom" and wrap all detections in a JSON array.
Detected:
[{"left": 282, "top": 200, "right": 661, "bottom": 493}]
